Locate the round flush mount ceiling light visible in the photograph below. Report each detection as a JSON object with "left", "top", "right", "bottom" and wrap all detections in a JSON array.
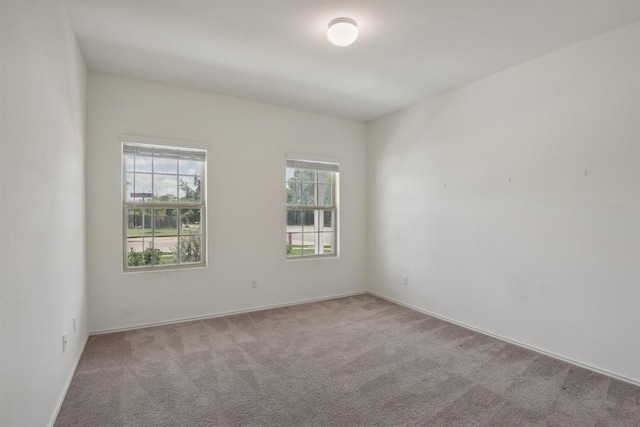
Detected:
[{"left": 327, "top": 17, "right": 358, "bottom": 47}]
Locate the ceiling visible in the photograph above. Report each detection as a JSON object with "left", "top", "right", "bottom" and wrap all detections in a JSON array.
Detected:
[{"left": 66, "top": 0, "right": 640, "bottom": 122}]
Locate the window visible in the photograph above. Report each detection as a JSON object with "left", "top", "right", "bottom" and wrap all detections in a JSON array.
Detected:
[
  {"left": 123, "top": 140, "right": 206, "bottom": 270},
  {"left": 286, "top": 158, "right": 338, "bottom": 258}
]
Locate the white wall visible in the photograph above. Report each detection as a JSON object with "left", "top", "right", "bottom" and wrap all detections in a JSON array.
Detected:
[
  {"left": 0, "top": 1, "right": 88, "bottom": 426},
  {"left": 86, "top": 73, "right": 367, "bottom": 333},
  {"left": 368, "top": 21, "right": 640, "bottom": 383}
]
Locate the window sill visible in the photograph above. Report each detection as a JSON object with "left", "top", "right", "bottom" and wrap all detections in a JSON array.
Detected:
[
  {"left": 123, "top": 263, "right": 207, "bottom": 274},
  {"left": 286, "top": 254, "right": 339, "bottom": 261}
]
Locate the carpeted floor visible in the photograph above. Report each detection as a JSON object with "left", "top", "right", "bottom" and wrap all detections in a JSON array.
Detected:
[{"left": 55, "top": 294, "right": 640, "bottom": 426}]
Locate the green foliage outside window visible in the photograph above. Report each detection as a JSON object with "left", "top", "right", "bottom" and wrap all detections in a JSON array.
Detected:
[
  {"left": 171, "top": 234, "right": 201, "bottom": 264},
  {"left": 128, "top": 246, "right": 163, "bottom": 267}
]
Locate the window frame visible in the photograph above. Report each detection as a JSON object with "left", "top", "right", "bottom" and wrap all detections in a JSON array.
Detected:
[
  {"left": 122, "top": 136, "right": 207, "bottom": 272},
  {"left": 285, "top": 156, "right": 339, "bottom": 260}
]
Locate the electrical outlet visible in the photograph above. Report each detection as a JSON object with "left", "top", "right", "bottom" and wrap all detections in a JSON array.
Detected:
[
  {"left": 403, "top": 275, "right": 408, "bottom": 286},
  {"left": 62, "top": 333, "right": 68, "bottom": 353},
  {"left": 251, "top": 279, "right": 257, "bottom": 288}
]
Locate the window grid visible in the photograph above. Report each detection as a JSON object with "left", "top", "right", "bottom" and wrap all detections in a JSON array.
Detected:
[
  {"left": 123, "top": 142, "right": 206, "bottom": 271},
  {"left": 286, "top": 165, "right": 338, "bottom": 258}
]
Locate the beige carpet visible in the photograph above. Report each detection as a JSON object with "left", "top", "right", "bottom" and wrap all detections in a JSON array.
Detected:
[{"left": 55, "top": 294, "right": 639, "bottom": 426}]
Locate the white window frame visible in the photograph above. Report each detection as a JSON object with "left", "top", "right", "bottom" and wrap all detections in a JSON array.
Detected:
[
  {"left": 285, "top": 153, "right": 340, "bottom": 260},
  {"left": 122, "top": 135, "right": 207, "bottom": 272}
]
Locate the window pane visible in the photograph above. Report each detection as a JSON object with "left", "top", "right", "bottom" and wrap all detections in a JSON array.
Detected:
[
  {"left": 287, "top": 209, "right": 302, "bottom": 228},
  {"left": 125, "top": 173, "right": 135, "bottom": 202},
  {"left": 177, "top": 236, "right": 202, "bottom": 264},
  {"left": 127, "top": 208, "right": 152, "bottom": 238},
  {"left": 126, "top": 237, "right": 147, "bottom": 255},
  {"left": 300, "top": 169, "right": 316, "bottom": 183},
  {"left": 133, "top": 174, "right": 153, "bottom": 201},
  {"left": 301, "top": 183, "right": 316, "bottom": 205},
  {"left": 135, "top": 156, "right": 152, "bottom": 173},
  {"left": 301, "top": 210, "right": 315, "bottom": 231},
  {"left": 154, "top": 175, "right": 178, "bottom": 201},
  {"left": 286, "top": 180, "right": 301, "bottom": 205},
  {"left": 126, "top": 238, "right": 162, "bottom": 267},
  {"left": 154, "top": 156, "right": 178, "bottom": 174},
  {"left": 124, "top": 155, "right": 135, "bottom": 173},
  {"left": 179, "top": 159, "right": 202, "bottom": 176},
  {"left": 302, "top": 233, "right": 317, "bottom": 255},
  {"left": 286, "top": 167, "right": 296, "bottom": 181},
  {"left": 318, "top": 171, "right": 333, "bottom": 185},
  {"left": 154, "top": 208, "right": 178, "bottom": 237},
  {"left": 180, "top": 208, "right": 202, "bottom": 234},
  {"left": 318, "top": 184, "right": 332, "bottom": 206},
  {"left": 320, "top": 232, "right": 335, "bottom": 254},
  {"left": 146, "top": 247, "right": 163, "bottom": 266},
  {"left": 153, "top": 236, "right": 177, "bottom": 265},
  {"left": 126, "top": 208, "right": 158, "bottom": 267},
  {"left": 178, "top": 175, "right": 201, "bottom": 202},
  {"left": 286, "top": 232, "right": 303, "bottom": 257},
  {"left": 322, "top": 210, "right": 334, "bottom": 231}
]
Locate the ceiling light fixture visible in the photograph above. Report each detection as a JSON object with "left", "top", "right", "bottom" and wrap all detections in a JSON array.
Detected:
[{"left": 327, "top": 17, "right": 358, "bottom": 47}]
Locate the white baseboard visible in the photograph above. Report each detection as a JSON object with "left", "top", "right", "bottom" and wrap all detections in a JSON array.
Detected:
[
  {"left": 90, "top": 290, "right": 368, "bottom": 335},
  {"left": 368, "top": 291, "right": 640, "bottom": 388},
  {"left": 48, "top": 334, "right": 89, "bottom": 427}
]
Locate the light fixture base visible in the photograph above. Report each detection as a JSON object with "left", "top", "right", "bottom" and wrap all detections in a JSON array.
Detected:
[
  {"left": 329, "top": 17, "right": 357, "bottom": 28},
  {"left": 327, "top": 17, "right": 359, "bottom": 47}
]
